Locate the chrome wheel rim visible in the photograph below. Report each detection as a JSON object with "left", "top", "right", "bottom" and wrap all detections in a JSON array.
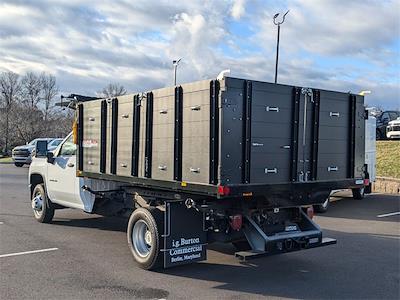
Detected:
[
  {"left": 132, "top": 220, "right": 152, "bottom": 258},
  {"left": 32, "top": 192, "right": 43, "bottom": 219}
]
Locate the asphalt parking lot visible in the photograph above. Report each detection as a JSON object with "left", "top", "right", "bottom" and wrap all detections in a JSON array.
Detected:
[{"left": 0, "top": 164, "right": 399, "bottom": 299}]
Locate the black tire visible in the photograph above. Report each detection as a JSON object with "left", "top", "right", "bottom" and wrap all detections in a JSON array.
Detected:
[
  {"left": 14, "top": 162, "right": 24, "bottom": 167},
  {"left": 365, "top": 183, "right": 372, "bottom": 194},
  {"left": 31, "top": 184, "right": 54, "bottom": 223},
  {"left": 352, "top": 187, "right": 365, "bottom": 200},
  {"left": 232, "top": 240, "right": 251, "bottom": 251},
  {"left": 127, "top": 207, "right": 164, "bottom": 270},
  {"left": 314, "top": 197, "right": 330, "bottom": 213}
]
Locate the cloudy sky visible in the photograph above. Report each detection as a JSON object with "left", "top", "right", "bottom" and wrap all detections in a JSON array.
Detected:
[{"left": 0, "top": 0, "right": 399, "bottom": 109}]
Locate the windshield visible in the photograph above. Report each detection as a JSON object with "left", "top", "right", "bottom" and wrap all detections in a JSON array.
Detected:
[
  {"left": 28, "top": 139, "right": 39, "bottom": 146},
  {"left": 49, "top": 139, "right": 62, "bottom": 147}
]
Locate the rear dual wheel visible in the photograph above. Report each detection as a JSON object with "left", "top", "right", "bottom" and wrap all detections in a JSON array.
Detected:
[{"left": 127, "top": 207, "right": 164, "bottom": 270}]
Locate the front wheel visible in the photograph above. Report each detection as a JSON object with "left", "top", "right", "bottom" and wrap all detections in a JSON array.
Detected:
[
  {"left": 352, "top": 187, "right": 365, "bottom": 200},
  {"left": 127, "top": 207, "right": 164, "bottom": 270},
  {"left": 31, "top": 184, "right": 54, "bottom": 223}
]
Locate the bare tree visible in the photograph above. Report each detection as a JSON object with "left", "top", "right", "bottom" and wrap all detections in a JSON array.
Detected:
[
  {"left": 18, "top": 72, "right": 45, "bottom": 144},
  {"left": 42, "top": 74, "right": 59, "bottom": 132},
  {"left": 9, "top": 105, "right": 39, "bottom": 143},
  {"left": 98, "top": 83, "right": 127, "bottom": 98},
  {"left": 47, "top": 108, "right": 74, "bottom": 138},
  {"left": 0, "top": 71, "right": 21, "bottom": 153},
  {"left": 21, "top": 72, "right": 44, "bottom": 108}
]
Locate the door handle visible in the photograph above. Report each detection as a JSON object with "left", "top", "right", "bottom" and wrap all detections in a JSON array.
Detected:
[
  {"left": 330, "top": 112, "right": 340, "bottom": 117},
  {"left": 67, "top": 163, "right": 75, "bottom": 167},
  {"left": 266, "top": 106, "right": 279, "bottom": 112},
  {"left": 190, "top": 105, "right": 201, "bottom": 111},
  {"left": 189, "top": 167, "right": 200, "bottom": 173}
]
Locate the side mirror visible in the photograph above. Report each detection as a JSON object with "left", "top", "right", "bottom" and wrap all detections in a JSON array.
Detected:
[
  {"left": 36, "top": 140, "right": 48, "bottom": 157},
  {"left": 46, "top": 152, "right": 55, "bottom": 164}
]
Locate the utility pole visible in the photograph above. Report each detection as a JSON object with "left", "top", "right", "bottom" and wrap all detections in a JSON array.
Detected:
[
  {"left": 273, "top": 10, "right": 289, "bottom": 84},
  {"left": 173, "top": 59, "right": 182, "bottom": 86}
]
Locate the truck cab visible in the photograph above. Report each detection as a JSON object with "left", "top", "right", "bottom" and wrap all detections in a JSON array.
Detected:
[{"left": 29, "top": 133, "right": 96, "bottom": 218}]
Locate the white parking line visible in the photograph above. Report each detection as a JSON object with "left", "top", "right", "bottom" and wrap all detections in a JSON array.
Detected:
[
  {"left": 0, "top": 222, "right": 3, "bottom": 224},
  {"left": 0, "top": 248, "right": 58, "bottom": 258},
  {"left": 377, "top": 212, "right": 400, "bottom": 218}
]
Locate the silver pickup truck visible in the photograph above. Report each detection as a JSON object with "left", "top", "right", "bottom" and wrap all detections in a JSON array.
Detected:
[{"left": 12, "top": 138, "right": 55, "bottom": 167}]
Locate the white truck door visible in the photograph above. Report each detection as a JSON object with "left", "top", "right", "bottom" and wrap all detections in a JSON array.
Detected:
[{"left": 47, "top": 134, "right": 84, "bottom": 210}]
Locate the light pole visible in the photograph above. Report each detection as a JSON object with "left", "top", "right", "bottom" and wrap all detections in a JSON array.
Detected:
[
  {"left": 273, "top": 10, "right": 289, "bottom": 84},
  {"left": 173, "top": 58, "right": 182, "bottom": 86}
]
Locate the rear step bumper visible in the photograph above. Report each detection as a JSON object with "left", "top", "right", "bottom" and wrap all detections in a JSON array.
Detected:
[
  {"left": 236, "top": 210, "right": 337, "bottom": 261},
  {"left": 235, "top": 237, "right": 337, "bottom": 261}
]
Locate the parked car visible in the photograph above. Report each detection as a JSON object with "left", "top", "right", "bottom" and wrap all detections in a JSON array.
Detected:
[
  {"left": 386, "top": 117, "right": 400, "bottom": 139},
  {"left": 376, "top": 110, "right": 400, "bottom": 139},
  {"left": 12, "top": 138, "right": 55, "bottom": 167},
  {"left": 47, "top": 138, "right": 64, "bottom": 151}
]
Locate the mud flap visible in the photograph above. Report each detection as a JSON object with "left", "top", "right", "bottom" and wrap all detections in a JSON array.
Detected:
[{"left": 163, "top": 202, "right": 207, "bottom": 268}]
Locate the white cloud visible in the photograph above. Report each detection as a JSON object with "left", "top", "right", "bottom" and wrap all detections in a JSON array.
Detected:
[{"left": 231, "top": 0, "right": 246, "bottom": 20}]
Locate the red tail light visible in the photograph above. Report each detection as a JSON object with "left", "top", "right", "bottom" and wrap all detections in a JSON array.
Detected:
[
  {"left": 217, "top": 185, "right": 231, "bottom": 196},
  {"left": 364, "top": 178, "right": 370, "bottom": 186}
]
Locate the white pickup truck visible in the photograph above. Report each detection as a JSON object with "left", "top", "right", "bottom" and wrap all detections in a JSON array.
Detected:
[{"left": 386, "top": 117, "right": 400, "bottom": 139}]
